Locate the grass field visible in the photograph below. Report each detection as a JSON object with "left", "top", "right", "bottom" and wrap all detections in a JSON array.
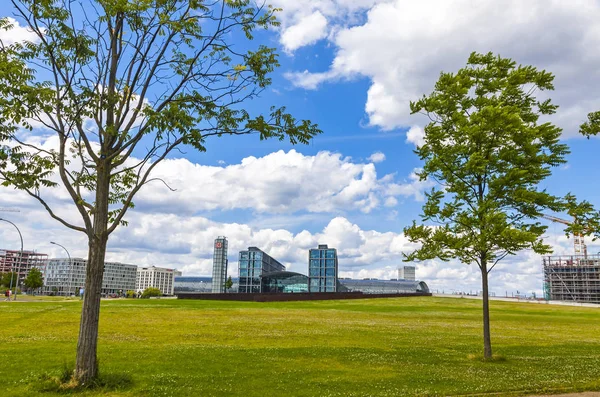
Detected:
[{"left": 1, "top": 296, "right": 599, "bottom": 396}]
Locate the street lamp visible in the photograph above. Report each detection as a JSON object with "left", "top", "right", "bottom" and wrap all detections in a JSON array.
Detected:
[
  {"left": 0, "top": 218, "right": 23, "bottom": 301},
  {"left": 50, "top": 241, "right": 72, "bottom": 296}
]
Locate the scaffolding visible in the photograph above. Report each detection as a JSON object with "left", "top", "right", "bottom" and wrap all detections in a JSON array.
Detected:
[
  {"left": 0, "top": 250, "right": 48, "bottom": 285},
  {"left": 543, "top": 254, "right": 600, "bottom": 303}
]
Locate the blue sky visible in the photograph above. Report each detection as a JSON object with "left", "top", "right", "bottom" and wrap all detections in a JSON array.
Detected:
[{"left": 2, "top": 0, "right": 600, "bottom": 296}]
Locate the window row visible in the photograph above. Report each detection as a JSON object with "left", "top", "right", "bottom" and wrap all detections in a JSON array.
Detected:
[{"left": 309, "top": 259, "right": 336, "bottom": 268}]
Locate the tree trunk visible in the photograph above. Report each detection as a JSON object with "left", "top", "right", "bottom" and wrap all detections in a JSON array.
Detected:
[
  {"left": 481, "top": 261, "right": 493, "bottom": 359},
  {"left": 74, "top": 166, "right": 110, "bottom": 384}
]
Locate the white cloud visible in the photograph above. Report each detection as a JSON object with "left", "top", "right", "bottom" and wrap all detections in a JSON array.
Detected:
[
  {"left": 280, "top": 11, "right": 328, "bottom": 53},
  {"left": 128, "top": 150, "right": 428, "bottom": 215},
  {"left": 0, "top": 17, "right": 39, "bottom": 45},
  {"left": 384, "top": 197, "right": 397, "bottom": 207},
  {"left": 286, "top": 0, "right": 600, "bottom": 137},
  {"left": 384, "top": 169, "right": 433, "bottom": 202},
  {"left": 367, "top": 151, "right": 386, "bottom": 163},
  {"left": 272, "top": 0, "right": 388, "bottom": 52},
  {"left": 406, "top": 126, "right": 425, "bottom": 147}
]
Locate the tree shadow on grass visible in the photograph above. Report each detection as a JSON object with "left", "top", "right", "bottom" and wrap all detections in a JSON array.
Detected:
[{"left": 32, "top": 362, "right": 133, "bottom": 394}]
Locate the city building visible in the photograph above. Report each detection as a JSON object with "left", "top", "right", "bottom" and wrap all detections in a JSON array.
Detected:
[
  {"left": 175, "top": 276, "right": 239, "bottom": 294},
  {"left": 44, "top": 258, "right": 137, "bottom": 295},
  {"left": 0, "top": 249, "right": 48, "bottom": 286},
  {"left": 211, "top": 237, "right": 228, "bottom": 293},
  {"left": 338, "top": 278, "right": 429, "bottom": 294},
  {"left": 398, "top": 265, "right": 416, "bottom": 281},
  {"left": 238, "top": 247, "right": 285, "bottom": 293},
  {"left": 543, "top": 254, "right": 600, "bottom": 303},
  {"left": 176, "top": 274, "right": 429, "bottom": 295},
  {"left": 136, "top": 266, "right": 176, "bottom": 295},
  {"left": 308, "top": 244, "right": 338, "bottom": 292}
]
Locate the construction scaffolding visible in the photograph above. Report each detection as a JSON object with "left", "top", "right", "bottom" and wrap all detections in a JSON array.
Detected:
[
  {"left": 0, "top": 250, "right": 48, "bottom": 285},
  {"left": 543, "top": 254, "right": 600, "bottom": 303}
]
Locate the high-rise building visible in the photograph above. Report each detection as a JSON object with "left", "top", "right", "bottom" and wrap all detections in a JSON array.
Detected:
[
  {"left": 136, "top": 266, "right": 176, "bottom": 295},
  {"left": 44, "top": 258, "right": 136, "bottom": 295},
  {"left": 238, "top": 247, "right": 285, "bottom": 293},
  {"left": 398, "top": 266, "right": 416, "bottom": 281},
  {"left": 308, "top": 244, "right": 338, "bottom": 292},
  {"left": 0, "top": 249, "right": 48, "bottom": 285},
  {"left": 211, "top": 237, "right": 228, "bottom": 293}
]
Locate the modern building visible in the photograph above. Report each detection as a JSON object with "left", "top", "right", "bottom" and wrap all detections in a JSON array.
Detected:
[
  {"left": 543, "top": 254, "right": 600, "bottom": 303},
  {"left": 136, "top": 266, "right": 176, "bottom": 295},
  {"left": 339, "top": 278, "right": 429, "bottom": 294},
  {"left": 398, "top": 265, "right": 416, "bottom": 281},
  {"left": 0, "top": 249, "right": 48, "bottom": 286},
  {"left": 175, "top": 276, "right": 239, "bottom": 294},
  {"left": 308, "top": 244, "right": 338, "bottom": 292},
  {"left": 44, "top": 258, "right": 137, "bottom": 295},
  {"left": 211, "top": 237, "right": 228, "bottom": 293},
  {"left": 261, "top": 271, "right": 309, "bottom": 293},
  {"left": 238, "top": 247, "right": 285, "bottom": 293}
]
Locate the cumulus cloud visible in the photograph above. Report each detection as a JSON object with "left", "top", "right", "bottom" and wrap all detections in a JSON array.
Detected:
[
  {"left": 0, "top": 17, "right": 39, "bottom": 45},
  {"left": 286, "top": 0, "right": 600, "bottom": 137},
  {"left": 117, "top": 149, "right": 428, "bottom": 215},
  {"left": 406, "top": 126, "right": 425, "bottom": 147},
  {"left": 280, "top": 11, "right": 328, "bottom": 53},
  {"left": 271, "top": 0, "right": 387, "bottom": 53},
  {"left": 367, "top": 151, "right": 386, "bottom": 163}
]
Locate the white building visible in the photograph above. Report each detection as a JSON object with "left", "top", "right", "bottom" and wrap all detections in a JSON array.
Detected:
[
  {"left": 44, "top": 258, "right": 137, "bottom": 295},
  {"left": 136, "top": 266, "right": 176, "bottom": 295},
  {"left": 398, "top": 266, "right": 416, "bottom": 281}
]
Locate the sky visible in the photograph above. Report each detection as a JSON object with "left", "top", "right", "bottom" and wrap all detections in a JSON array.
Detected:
[{"left": 1, "top": 0, "right": 600, "bottom": 296}]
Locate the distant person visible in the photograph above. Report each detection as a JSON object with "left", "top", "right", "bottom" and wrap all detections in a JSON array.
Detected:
[{"left": 4, "top": 289, "right": 9, "bottom": 301}]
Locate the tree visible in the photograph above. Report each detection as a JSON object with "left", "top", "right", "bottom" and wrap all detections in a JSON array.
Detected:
[
  {"left": 23, "top": 267, "right": 44, "bottom": 292},
  {"left": 141, "top": 287, "right": 161, "bottom": 299},
  {"left": 0, "top": 272, "right": 18, "bottom": 288},
  {"left": 404, "top": 52, "right": 569, "bottom": 359},
  {"left": 0, "top": 1, "right": 320, "bottom": 383},
  {"left": 225, "top": 275, "right": 233, "bottom": 292},
  {"left": 580, "top": 111, "right": 600, "bottom": 138}
]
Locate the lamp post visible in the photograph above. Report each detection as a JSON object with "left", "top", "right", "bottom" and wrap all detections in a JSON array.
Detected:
[
  {"left": 50, "top": 241, "right": 72, "bottom": 296},
  {"left": 0, "top": 218, "right": 23, "bottom": 301}
]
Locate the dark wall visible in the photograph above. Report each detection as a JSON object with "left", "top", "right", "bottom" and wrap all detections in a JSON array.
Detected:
[{"left": 176, "top": 292, "right": 432, "bottom": 302}]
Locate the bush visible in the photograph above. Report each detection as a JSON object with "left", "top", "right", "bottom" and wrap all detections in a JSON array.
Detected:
[
  {"left": 141, "top": 287, "right": 161, "bottom": 299},
  {"left": 126, "top": 290, "right": 136, "bottom": 298}
]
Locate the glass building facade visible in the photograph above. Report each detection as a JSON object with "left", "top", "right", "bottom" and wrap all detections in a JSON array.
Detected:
[
  {"left": 238, "top": 247, "right": 285, "bottom": 293},
  {"left": 338, "top": 279, "right": 429, "bottom": 294},
  {"left": 175, "top": 276, "right": 239, "bottom": 294},
  {"left": 261, "top": 271, "right": 309, "bottom": 293},
  {"left": 309, "top": 244, "right": 338, "bottom": 292}
]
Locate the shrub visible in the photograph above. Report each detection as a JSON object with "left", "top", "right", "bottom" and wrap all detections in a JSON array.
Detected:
[
  {"left": 141, "top": 287, "right": 161, "bottom": 299},
  {"left": 126, "top": 290, "right": 136, "bottom": 298}
]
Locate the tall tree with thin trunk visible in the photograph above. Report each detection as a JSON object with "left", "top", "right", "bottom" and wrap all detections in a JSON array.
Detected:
[
  {"left": 403, "top": 52, "right": 569, "bottom": 359},
  {"left": 0, "top": 0, "right": 320, "bottom": 383}
]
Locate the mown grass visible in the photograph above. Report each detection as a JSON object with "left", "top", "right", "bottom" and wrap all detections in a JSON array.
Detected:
[{"left": 1, "top": 297, "right": 599, "bottom": 396}]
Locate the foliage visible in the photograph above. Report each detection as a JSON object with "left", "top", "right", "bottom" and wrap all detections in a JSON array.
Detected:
[
  {"left": 0, "top": 272, "right": 18, "bottom": 288},
  {"left": 2, "top": 298, "right": 600, "bottom": 396},
  {"left": 0, "top": 0, "right": 321, "bottom": 382},
  {"left": 23, "top": 267, "right": 44, "bottom": 290},
  {"left": 580, "top": 110, "right": 600, "bottom": 138},
  {"left": 404, "top": 52, "right": 570, "bottom": 357},
  {"left": 141, "top": 287, "right": 161, "bottom": 299},
  {"left": 125, "top": 290, "right": 136, "bottom": 298},
  {"left": 225, "top": 275, "right": 233, "bottom": 291}
]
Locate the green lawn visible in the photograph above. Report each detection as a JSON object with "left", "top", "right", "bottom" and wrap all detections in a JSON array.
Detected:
[{"left": 1, "top": 297, "right": 599, "bottom": 396}]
